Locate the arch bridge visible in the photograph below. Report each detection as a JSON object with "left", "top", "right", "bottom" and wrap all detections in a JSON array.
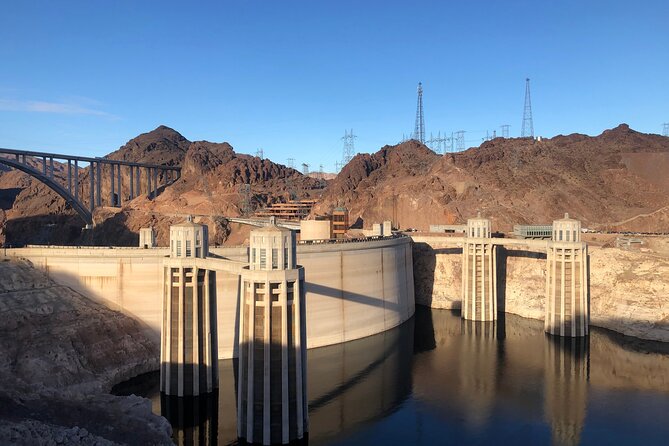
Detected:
[{"left": 0, "top": 147, "right": 181, "bottom": 225}]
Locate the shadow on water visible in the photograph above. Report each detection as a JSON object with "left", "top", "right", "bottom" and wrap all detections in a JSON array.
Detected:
[{"left": 114, "top": 309, "right": 669, "bottom": 446}]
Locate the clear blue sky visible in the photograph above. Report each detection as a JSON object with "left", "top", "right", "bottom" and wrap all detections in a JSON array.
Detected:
[{"left": 1, "top": 0, "right": 667, "bottom": 171}]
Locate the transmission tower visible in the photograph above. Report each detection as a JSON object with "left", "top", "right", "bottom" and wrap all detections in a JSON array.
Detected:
[
  {"left": 455, "top": 130, "right": 466, "bottom": 151},
  {"left": 341, "top": 129, "right": 357, "bottom": 166},
  {"left": 663, "top": 123, "right": 669, "bottom": 137},
  {"left": 500, "top": 124, "right": 510, "bottom": 138},
  {"left": 302, "top": 163, "right": 310, "bottom": 176},
  {"left": 286, "top": 158, "right": 295, "bottom": 169},
  {"left": 521, "top": 78, "right": 534, "bottom": 138},
  {"left": 427, "top": 131, "right": 450, "bottom": 154},
  {"left": 335, "top": 161, "right": 342, "bottom": 172},
  {"left": 413, "top": 82, "right": 425, "bottom": 143},
  {"left": 255, "top": 148, "right": 264, "bottom": 159}
]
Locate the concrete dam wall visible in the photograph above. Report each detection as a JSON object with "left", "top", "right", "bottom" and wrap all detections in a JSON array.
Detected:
[
  {"left": 5, "top": 237, "right": 415, "bottom": 359},
  {"left": 411, "top": 237, "right": 669, "bottom": 343}
]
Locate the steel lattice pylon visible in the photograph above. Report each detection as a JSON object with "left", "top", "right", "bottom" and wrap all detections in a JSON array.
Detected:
[
  {"left": 522, "top": 78, "right": 534, "bottom": 138},
  {"left": 413, "top": 82, "right": 425, "bottom": 143}
]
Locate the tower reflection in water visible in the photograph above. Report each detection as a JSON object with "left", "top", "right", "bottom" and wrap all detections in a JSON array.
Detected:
[
  {"left": 160, "top": 392, "right": 219, "bottom": 446},
  {"left": 543, "top": 335, "right": 589, "bottom": 446},
  {"left": 154, "top": 315, "right": 414, "bottom": 446}
]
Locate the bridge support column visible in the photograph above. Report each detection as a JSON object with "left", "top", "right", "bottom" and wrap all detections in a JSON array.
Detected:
[
  {"left": 545, "top": 214, "right": 589, "bottom": 337},
  {"left": 96, "top": 162, "right": 102, "bottom": 207},
  {"left": 153, "top": 168, "right": 158, "bottom": 197},
  {"left": 67, "top": 160, "right": 72, "bottom": 192},
  {"left": 89, "top": 162, "right": 95, "bottom": 214},
  {"left": 462, "top": 213, "right": 497, "bottom": 321},
  {"left": 110, "top": 163, "right": 115, "bottom": 206},
  {"left": 129, "top": 165, "right": 134, "bottom": 199},
  {"left": 135, "top": 166, "right": 141, "bottom": 196},
  {"left": 42, "top": 156, "right": 47, "bottom": 175},
  {"left": 74, "top": 160, "right": 79, "bottom": 202},
  {"left": 161, "top": 217, "right": 218, "bottom": 396},
  {"left": 116, "top": 163, "right": 122, "bottom": 207},
  {"left": 238, "top": 220, "right": 308, "bottom": 445},
  {"left": 49, "top": 157, "right": 54, "bottom": 178},
  {"left": 147, "top": 167, "right": 151, "bottom": 199}
]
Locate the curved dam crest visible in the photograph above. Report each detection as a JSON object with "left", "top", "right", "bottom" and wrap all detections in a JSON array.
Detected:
[{"left": 5, "top": 236, "right": 415, "bottom": 359}]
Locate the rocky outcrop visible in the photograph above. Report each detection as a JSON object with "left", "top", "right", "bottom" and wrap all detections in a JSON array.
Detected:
[
  {"left": 316, "top": 125, "right": 669, "bottom": 232},
  {"left": 412, "top": 238, "right": 669, "bottom": 343},
  {"left": 0, "top": 258, "right": 171, "bottom": 444}
]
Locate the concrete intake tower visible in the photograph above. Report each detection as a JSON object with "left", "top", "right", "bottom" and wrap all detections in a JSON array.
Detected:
[
  {"left": 160, "top": 216, "right": 219, "bottom": 396},
  {"left": 545, "top": 214, "right": 589, "bottom": 337},
  {"left": 237, "top": 218, "right": 308, "bottom": 445},
  {"left": 462, "top": 213, "right": 497, "bottom": 321}
]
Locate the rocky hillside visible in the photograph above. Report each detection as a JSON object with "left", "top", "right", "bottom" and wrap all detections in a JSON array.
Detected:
[
  {"left": 313, "top": 124, "right": 669, "bottom": 232},
  {"left": 0, "top": 258, "right": 171, "bottom": 444},
  {"left": 0, "top": 126, "right": 322, "bottom": 246}
]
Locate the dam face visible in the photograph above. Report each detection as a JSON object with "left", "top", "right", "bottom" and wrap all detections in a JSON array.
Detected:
[{"left": 7, "top": 235, "right": 415, "bottom": 359}]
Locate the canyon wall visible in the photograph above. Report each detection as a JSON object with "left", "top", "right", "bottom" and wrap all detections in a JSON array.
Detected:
[{"left": 412, "top": 238, "right": 669, "bottom": 343}]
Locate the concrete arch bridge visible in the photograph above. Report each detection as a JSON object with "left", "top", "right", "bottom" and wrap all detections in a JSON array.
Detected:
[{"left": 0, "top": 147, "right": 180, "bottom": 225}]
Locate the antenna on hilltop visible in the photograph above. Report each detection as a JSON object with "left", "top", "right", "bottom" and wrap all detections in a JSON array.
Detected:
[
  {"left": 521, "top": 78, "right": 534, "bottom": 138},
  {"left": 663, "top": 123, "right": 669, "bottom": 137},
  {"left": 413, "top": 82, "right": 425, "bottom": 143}
]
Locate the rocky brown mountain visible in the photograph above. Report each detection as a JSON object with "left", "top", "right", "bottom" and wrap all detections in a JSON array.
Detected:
[
  {"left": 0, "top": 126, "right": 322, "bottom": 246},
  {"left": 313, "top": 124, "right": 669, "bottom": 232},
  {"left": 1, "top": 123, "right": 668, "bottom": 247}
]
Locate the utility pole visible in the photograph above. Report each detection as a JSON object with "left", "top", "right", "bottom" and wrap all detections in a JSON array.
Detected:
[
  {"left": 413, "top": 82, "right": 425, "bottom": 143},
  {"left": 521, "top": 78, "right": 534, "bottom": 138},
  {"left": 500, "top": 124, "right": 510, "bottom": 138}
]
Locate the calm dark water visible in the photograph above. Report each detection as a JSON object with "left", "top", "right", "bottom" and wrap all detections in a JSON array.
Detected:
[{"left": 113, "top": 308, "right": 669, "bottom": 445}]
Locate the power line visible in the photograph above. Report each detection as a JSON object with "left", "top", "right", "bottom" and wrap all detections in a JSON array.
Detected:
[{"left": 521, "top": 78, "right": 534, "bottom": 138}]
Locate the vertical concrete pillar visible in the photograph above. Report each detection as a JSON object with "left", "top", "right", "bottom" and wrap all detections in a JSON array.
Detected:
[
  {"left": 74, "top": 160, "right": 79, "bottom": 202},
  {"left": 89, "top": 162, "right": 95, "bottom": 214},
  {"left": 49, "top": 157, "right": 54, "bottom": 178},
  {"left": 110, "top": 163, "right": 115, "bottom": 206},
  {"left": 462, "top": 213, "right": 497, "bottom": 321},
  {"left": 238, "top": 219, "right": 308, "bottom": 445},
  {"left": 147, "top": 167, "right": 151, "bottom": 199},
  {"left": 153, "top": 168, "right": 158, "bottom": 196},
  {"left": 135, "top": 166, "right": 141, "bottom": 196},
  {"left": 96, "top": 162, "right": 102, "bottom": 207},
  {"left": 161, "top": 216, "right": 218, "bottom": 396},
  {"left": 129, "top": 165, "right": 134, "bottom": 199},
  {"left": 42, "top": 156, "right": 47, "bottom": 175},
  {"left": 116, "top": 163, "right": 122, "bottom": 207},
  {"left": 545, "top": 214, "right": 589, "bottom": 337},
  {"left": 67, "top": 160, "right": 72, "bottom": 192}
]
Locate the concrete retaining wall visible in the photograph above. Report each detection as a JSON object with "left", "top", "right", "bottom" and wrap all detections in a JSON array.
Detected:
[{"left": 5, "top": 237, "right": 415, "bottom": 359}]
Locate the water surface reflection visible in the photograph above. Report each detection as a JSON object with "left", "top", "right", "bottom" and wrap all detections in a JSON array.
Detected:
[{"left": 113, "top": 308, "right": 669, "bottom": 445}]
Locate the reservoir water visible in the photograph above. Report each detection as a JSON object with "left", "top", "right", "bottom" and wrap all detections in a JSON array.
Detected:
[{"left": 113, "top": 307, "right": 669, "bottom": 445}]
